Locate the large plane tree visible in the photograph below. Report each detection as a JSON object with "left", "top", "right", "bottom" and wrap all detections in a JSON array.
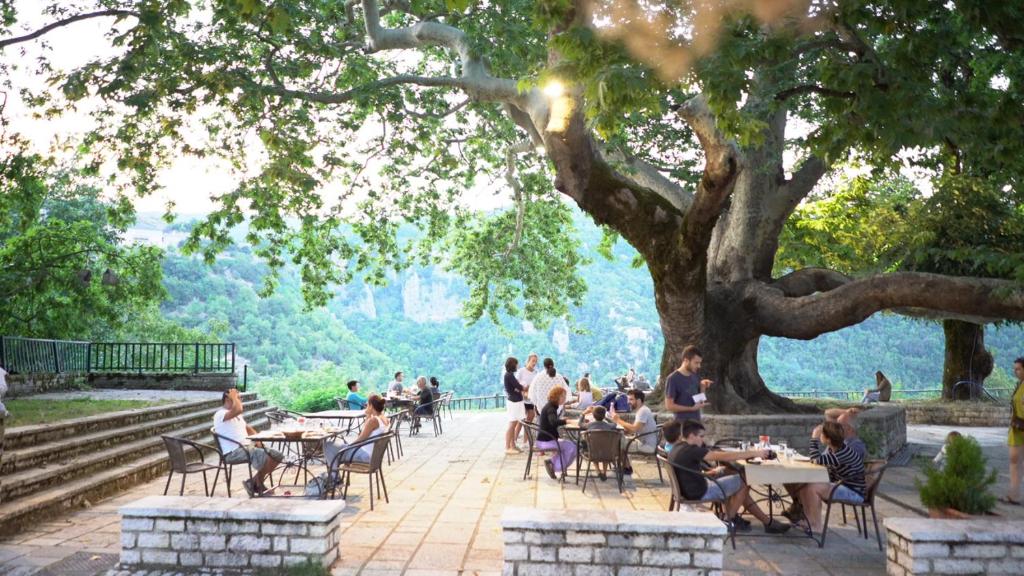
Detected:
[{"left": 3, "top": 0, "right": 1023, "bottom": 412}]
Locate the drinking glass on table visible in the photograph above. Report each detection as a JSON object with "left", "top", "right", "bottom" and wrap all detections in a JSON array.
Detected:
[{"left": 740, "top": 440, "right": 750, "bottom": 452}]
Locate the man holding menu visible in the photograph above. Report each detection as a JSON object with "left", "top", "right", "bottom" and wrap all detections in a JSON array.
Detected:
[{"left": 665, "top": 345, "right": 713, "bottom": 421}]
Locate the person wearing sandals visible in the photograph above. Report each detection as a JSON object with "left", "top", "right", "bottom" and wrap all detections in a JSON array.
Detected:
[
  {"left": 536, "top": 387, "right": 577, "bottom": 479},
  {"left": 213, "top": 388, "right": 283, "bottom": 497},
  {"left": 793, "top": 421, "right": 867, "bottom": 534},
  {"left": 325, "top": 394, "right": 390, "bottom": 467},
  {"left": 1005, "top": 357, "right": 1024, "bottom": 506}
]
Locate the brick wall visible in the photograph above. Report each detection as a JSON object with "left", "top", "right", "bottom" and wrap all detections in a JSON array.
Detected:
[
  {"left": 885, "top": 517, "right": 1024, "bottom": 575},
  {"left": 903, "top": 402, "right": 1011, "bottom": 427},
  {"left": 502, "top": 507, "right": 727, "bottom": 576},
  {"left": 119, "top": 495, "right": 344, "bottom": 571}
]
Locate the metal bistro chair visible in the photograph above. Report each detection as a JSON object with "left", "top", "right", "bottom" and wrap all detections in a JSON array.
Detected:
[
  {"left": 624, "top": 424, "right": 666, "bottom": 484},
  {"left": 442, "top": 391, "right": 456, "bottom": 420},
  {"left": 161, "top": 436, "right": 223, "bottom": 496},
  {"left": 209, "top": 431, "right": 258, "bottom": 498},
  {"left": 412, "top": 398, "right": 445, "bottom": 437},
  {"left": 264, "top": 409, "right": 302, "bottom": 462},
  {"left": 326, "top": 432, "right": 395, "bottom": 511},
  {"left": 820, "top": 460, "right": 889, "bottom": 550},
  {"left": 385, "top": 408, "right": 412, "bottom": 464},
  {"left": 335, "top": 397, "right": 351, "bottom": 410},
  {"left": 580, "top": 429, "right": 625, "bottom": 493},
  {"left": 519, "top": 419, "right": 568, "bottom": 482},
  {"left": 658, "top": 454, "right": 737, "bottom": 550}
]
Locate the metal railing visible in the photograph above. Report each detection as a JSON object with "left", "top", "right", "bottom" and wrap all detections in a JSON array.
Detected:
[
  {"left": 448, "top": 394, "right": 507, "bottom": 411},
  {"left": 0, "top": 336, "right": 236, "bottom": 375}
]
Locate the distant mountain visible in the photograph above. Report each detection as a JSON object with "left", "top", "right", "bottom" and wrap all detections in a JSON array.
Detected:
[{"left": 139, "top": 211, "right": 1024, "bottom": 402}]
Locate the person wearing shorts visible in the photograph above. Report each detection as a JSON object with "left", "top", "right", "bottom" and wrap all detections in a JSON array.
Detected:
[
  {"left": 670, "top": 420, "right": 790, "bottom": 534},
  {"left": 504, "top": 357, "right": 526, "bottom": 455},
  {"left": 214, "top": 389, "right": 283, "bottom": 497},
  {"left": 794, "top": 421, "right": 867, "bottom": 533}
]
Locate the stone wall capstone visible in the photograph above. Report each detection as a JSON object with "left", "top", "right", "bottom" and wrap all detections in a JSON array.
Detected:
[
  {"left": 502, "top": 506, "right": 727, "bottom": 576},
  {"left": 884, "top": 517, "right": 1024, "bottom": 575},
  {"left": 88, "top": 372, "right": 237, "bottom": 391},
  {"left": 119, "top": 495, "right": 344, "bottom": 572}
]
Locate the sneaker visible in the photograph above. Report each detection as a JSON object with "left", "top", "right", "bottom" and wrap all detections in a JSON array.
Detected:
[
  {"left": 730, "top": 519, "right": 752, "bottom": 533},
  {"left": 781, "top": 506, "right": 803, "bottom": 521},
  {"left": 598, "top": 471, "right": 607, "bottom": 481},
  {"left": 623, "top": 466, "right": 634, "bottom": 476},
  {"left": 732, "top": 515, "right": 752, "bottom": 529},
  {"left": 764, "top": 520, "right": 792, "bottom": 534},
  {"left": 544, "top": 459, "right": 557, "bottom": 479},
  {"left": 242, "top": 479, "right": 256, "bottom": 498}
]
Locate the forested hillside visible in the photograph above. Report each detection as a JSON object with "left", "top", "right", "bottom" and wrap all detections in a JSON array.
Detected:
[{"left": 145, "top": 213, "right": 1023, "bottom": 409}]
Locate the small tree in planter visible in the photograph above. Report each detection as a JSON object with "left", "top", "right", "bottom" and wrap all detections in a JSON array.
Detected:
[{"left": 917, "top": 434, "right": 997, "bottom": 518}]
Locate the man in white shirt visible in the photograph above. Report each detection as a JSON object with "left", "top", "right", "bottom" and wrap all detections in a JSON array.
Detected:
[
  {"left": 213, "top": 389, "right": 283, "bottom": 497},
  {"left": 388, "top": 372, "right": 405, "bottom": 396},
  {"left": 516, "top": 353, "right": 539, "bottom": 421},
  {"left": 0, "top": 365, "right": 8, "bottom": 416},
  {"left": 611, "top": 389, "right": 659, "bottom": 476}
]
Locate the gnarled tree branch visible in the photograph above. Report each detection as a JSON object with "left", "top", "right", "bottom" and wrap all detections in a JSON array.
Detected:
[
  {"left": 771, "top": 267, "right": 851, "bottom": 297},
  {"left": 751, "top": 272, "right": 1024, "bottom": 340},
  {"left": 0, "top": 9, "right": 139, "bottom": 49}
]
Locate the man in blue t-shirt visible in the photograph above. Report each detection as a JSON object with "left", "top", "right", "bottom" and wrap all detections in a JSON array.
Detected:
[
  {"left": 665, "top": 345, "right": 713, "bottom": 421},
  {"left": 346, "top": 380, "right": 368, "bottom": 410}
]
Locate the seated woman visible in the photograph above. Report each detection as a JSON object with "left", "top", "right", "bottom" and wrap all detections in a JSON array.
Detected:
[
  {"left": 535, "top": 387, "right": 577, "bottom": 480},
  {"left": 794, "top": 421, "right": 867, "bottom": 533},
  {"left": 325, "top": 394, "right": 390, "bottom": 468},
  {"left": 671, "top": 420, "right": 791, "bottom": 534},
  {"left": 575, "top": 377, "right": 594, "bottom": 410}
]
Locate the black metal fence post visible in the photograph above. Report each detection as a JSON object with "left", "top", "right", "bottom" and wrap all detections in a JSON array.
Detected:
[
  {"left": 52, "top": 340, "right": 60, "bottom": 373},
  {"left": 193, "top": 343, "right": 200, "bottom": 374},
  {"left": 243, "top": 364, "right": 248, "bottom": 392}
]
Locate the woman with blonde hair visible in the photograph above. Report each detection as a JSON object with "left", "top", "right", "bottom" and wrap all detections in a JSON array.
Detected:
[
  {"left": 575, "top": 377, "right": 594, "bottom": 409},
  {"left": 534, "top": 386, "right": 576, "bottom": 479}
]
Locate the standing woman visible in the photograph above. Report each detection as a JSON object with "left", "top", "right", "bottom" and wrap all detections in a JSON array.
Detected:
[
  {"left": 535, "top": 387, "right": 576, "bottom": 479},
  {"left": 504, "top": 357, "right": 526, "bottom": 455},
  {"left": 1005, "top": 357, "right": 1024, "bottom": 505}
]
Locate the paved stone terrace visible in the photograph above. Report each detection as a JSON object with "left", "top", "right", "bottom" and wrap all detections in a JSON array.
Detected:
[{"left": 0, "top": 411, "right": 949, "bottom": 575}]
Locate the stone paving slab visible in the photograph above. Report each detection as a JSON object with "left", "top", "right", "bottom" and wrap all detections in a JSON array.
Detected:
[{"left": 0, "top": 411, "right": 930, "bottom": 575}]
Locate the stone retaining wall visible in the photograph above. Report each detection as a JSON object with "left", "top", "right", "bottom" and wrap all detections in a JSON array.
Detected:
[
  {"left": 701, "top": 404, "right": 906, "bottom": 458},
  {"left": 902, "top": 401, "right": 1011, "bottom": 427},
  {"left": 4, "top": 373, "right": 87, "bottom": 397},
  {"left": 884, "top": 517, "right": 1024, "bottom": 575},
  {"left": 89, "top": 372, "right": 237, "bottom": 391},
  {"left": 502, "top": 507, "right": 726, "bottom": 576},
  {"left": 119, "top": 495, "right": 344, "bottom": 571}
]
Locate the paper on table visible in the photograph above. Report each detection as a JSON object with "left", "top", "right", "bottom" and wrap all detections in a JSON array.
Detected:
[{"left": 692, "top": 393, "right": 707, "bottom": 403}]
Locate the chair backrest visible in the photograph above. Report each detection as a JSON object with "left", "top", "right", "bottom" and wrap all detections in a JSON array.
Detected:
[
  {"left": 657, "top": 454, "right": 685, "bottom": 509},
  {"left": 584, "top": 429, "right": 623, "bottom": 464},
  {"left": 368, "top": 432, "right": 394, "bottom": 472},
  {"left": 863, "top": 460, "right": 888, "bottom": 503},
  {"left": 162, "top": 436, "right": 190, "bottom": 473},
  {"left": 266, "top": 410, "right": 289, "bottom": 425},
  {"left": 336, "top": 397, "right": 350, "bottom": 410},
  {"left": 210, "top": 431, "right": 241, "bottom": 455},
  {"left": 520, "top": 419, "right": 539, "bottom": 449}
]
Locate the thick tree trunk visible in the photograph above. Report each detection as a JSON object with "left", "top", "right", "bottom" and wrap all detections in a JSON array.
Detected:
[{"left": 942, "top": 319, "right": 993, "bottom": 400}]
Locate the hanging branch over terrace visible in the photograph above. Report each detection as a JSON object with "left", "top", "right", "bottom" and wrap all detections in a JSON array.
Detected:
[{"left": 0, "top": 9, "right": 139, "bottom": 49}]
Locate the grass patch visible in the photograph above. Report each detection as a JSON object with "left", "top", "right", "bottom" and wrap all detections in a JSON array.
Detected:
[{"left": 3, "top": 398, "right": 173, "bottom": 427}]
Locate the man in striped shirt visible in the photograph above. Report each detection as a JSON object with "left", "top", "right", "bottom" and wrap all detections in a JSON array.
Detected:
[{"left": 795, "top": 421, "right": 867, "bottom": 533}]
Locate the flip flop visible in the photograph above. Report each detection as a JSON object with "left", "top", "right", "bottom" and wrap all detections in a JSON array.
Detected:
[{"left": 999, "top": 496, "right": 1022, "bottom": 506}]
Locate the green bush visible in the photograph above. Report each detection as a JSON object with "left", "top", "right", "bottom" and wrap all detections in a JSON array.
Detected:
[
  {"left": 291, "top": 385, "right": 347, "bottom": 413},
  {"left": 917, "top": 435, "right": 997, "bottom": 515}
]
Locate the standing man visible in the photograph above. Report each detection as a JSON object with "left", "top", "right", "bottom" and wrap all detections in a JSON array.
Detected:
[
  {"left": 213, "top": 389, "right": 283, "bottom": 497},
  {"left": 665, "top": 345, "right": 712, "bottom": 421},
  {"left": 388, "top": 371, "right": 404, "bottom": 396}
]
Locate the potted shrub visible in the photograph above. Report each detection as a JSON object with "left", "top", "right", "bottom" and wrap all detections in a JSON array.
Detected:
[{"left": 917, "top": 434, "right": 997, "bottom": 518}]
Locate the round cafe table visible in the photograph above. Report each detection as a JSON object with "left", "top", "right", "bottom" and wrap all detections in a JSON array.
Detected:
[{"left": 301, "top": 409, "right": 367, "bottom": 434}]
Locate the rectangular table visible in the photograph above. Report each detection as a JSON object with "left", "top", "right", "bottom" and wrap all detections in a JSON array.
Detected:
[{"left": 743, "top": 458, "right": 830, "bottom": 486}]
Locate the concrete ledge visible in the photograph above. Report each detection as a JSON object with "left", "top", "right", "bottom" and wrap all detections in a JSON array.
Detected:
[
  {"left": 119, "top": 495, "right": 345, "bottom": 571},
  {"left": 901, "top": 401, "right": 1010, "bottom": 427},
  {"left": 884, "top": 517, "right": 1024, "bottom": 575},
  {"left": 121, "top": 495, "right": 346, "bottom": 523},
  {"left": 502, "top": 506, "right": 726, "bottom": 576}
]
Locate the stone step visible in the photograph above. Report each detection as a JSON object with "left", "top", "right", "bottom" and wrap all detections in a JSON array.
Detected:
[
  {"left": 0, "top": 405, "right": 275, "bottom": 503},
  {"left": 1, "top": 398, "right": 269, "bottom": 475},
  {"left": 0, "top": 415, "right": 271, "bottom": 537},
  {"left": 4, "top": 392, "right": 260, "bottom": 451}
]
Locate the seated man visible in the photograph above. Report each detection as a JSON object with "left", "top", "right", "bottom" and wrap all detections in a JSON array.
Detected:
[
  {"left": 578, "top": 405, "right": 618, "bottom": 480},
  {"left": 610, "top": 389, "right": 659, "bottom": 475},
  {"left": 346, "top": 380, "right": 368, "bottom": 410},
  {"left": 671, "top": 420, "right": 791, "bottom": 534},
  {"left": 214, "top": 388, "right": 283, "bottom": 497}
]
